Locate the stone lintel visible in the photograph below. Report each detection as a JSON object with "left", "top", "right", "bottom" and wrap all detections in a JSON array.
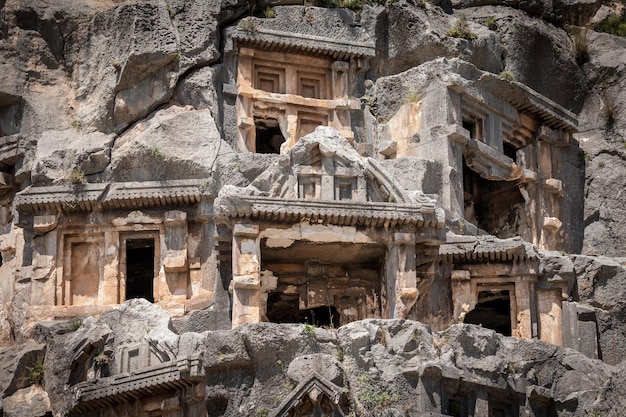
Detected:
[
  {"left": 164, "top": 210, "right": 187, "bottom": 226},
  {"left": 393, "top": 232, "right": 415, "bottom": 245},
  {"left": 451, "top": 270, "right": 471, "bottom": 281},
  {"left": 233, "top": 274, "right": 260, "bottom": 289},
  {"left": 233, "top": 223, "right": 259, "bottom": 237}
]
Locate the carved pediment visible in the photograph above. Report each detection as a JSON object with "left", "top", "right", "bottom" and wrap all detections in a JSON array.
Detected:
[
  {"left": 271, "top": 373, "right": 349, "bottom": 417},
  {"left": 240, "top": 126, "right": 436, "bottom": 205}
]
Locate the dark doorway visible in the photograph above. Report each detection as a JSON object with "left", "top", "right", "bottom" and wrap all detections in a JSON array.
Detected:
[
  {"left": 463, "top": 158, "right": 525, "bottom": 238},
  {"left": 266, "top": 293, "right": 340, "bottom": 328},
  {"left": 464, "top": 290, "right": 512, "bottom": 336},
  {"left": 255, "top": 118, "right": 285, "bottom": 154},
  {"left": 125, "top": 238, "right": 155, "bottom": 302}
]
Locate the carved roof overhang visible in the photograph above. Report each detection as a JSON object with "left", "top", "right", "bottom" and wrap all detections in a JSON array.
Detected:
[
  {"left": 15, "top": 179, "right": 213, "bottom": 213},
  {"left": 0, "top": 134, "right": 20, "bottom": 167},
  {"left": 439, "top": 235, "right": 538, "bottom": 263},
  {"left": 475, "top": 75, "right": 578, "bottom": 133},
  {"left": 231, "top": 28, "right": 376, "bottom": 60},
  {"left": 218, "top": 195, "right": 445, "bottom": 229},
  {"left": 70, "top": 356, "right": 204, "bottom": 414}
]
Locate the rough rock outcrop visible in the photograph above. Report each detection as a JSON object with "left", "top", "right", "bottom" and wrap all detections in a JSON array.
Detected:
[{"left": 27, "top": 302, "right": 626, "bottom": 417}]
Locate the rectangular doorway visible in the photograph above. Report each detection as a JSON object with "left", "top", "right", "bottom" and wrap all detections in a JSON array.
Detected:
[{"left": 125, "top": 238, "right": 155, "bottom": 302}]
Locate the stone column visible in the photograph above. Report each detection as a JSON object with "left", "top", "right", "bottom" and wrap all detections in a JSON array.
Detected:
[
  {"left": 231, "top": 224, "right": 261, "bottom": 327},
  {"left": 386, "top": 232, "right": 417, "bottom": 319},
  {"left": 451, "top": 270, "right": 472, "bottom": 323},
  {"left": 101, "top": 230, "right": 120, "bottom": 304},
  {"left": 236, "top": 47, "right": 255, "bottom": 152},
  {"left": 163, "top": 210, "right": 189, "bottom": 301},
  {"left": 537, "top": 289, "right": 563, "bottom": 346},
  {"left": 514, "top": 278, "right": 535, "bottom": 339},
  {"left": 31, "top": 215, "right": 57, "bottom": 306}
]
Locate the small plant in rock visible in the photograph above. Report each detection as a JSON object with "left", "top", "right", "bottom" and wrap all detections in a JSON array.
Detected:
[
  {"left": 302, "top": 323, "right": 316, "bottom": 336},
  {"left": 149, "top": 145, "right": 163, "bottom": 159},
  {"left": 68, "top": 169, "right": 86, "bottom": 184},
  {"left": 572, "top": 26, "right": 591, "bottom": 65},
  {"left": 499, "top": 71, "right": 515, "bottom": 82},
  {"left": 27, "top": 359, "right": 44, "bottom": 385},
  {"left": 263, "top": 6, "right": 276, "bottom": 18},
  {"left": 342, "top": 0, "right": 364, "bottom": 11},
  {"left": 602, "top": 93, "right": 617, "bottom": 128},
  {"left": 485, "top": 15, "right": 497, "bottom": 30},
  {"left": 406, "top": 90, "right": 421, "bottom": 103},
  {"left": 256, "top": 407, "right": 269, "bottom": 417},
  {"left": 70, "top": 119, "right": 83, "bottom": 131},
  {"left": 337, "top": 345, "right": 344, "bottom": 361},
  {"left": 68, "top": 319, "right": 82, "bottom": 332},
  {"left": 447, "top": 15, "right": 477, "bottom": 40},
  {"left": 94, "top": 351, "right": 110, "bottom": 366},
  {"left": 506, "top": 361, "right": 517, "bottom": 374},
  {"left": 239, "top": 19, "right": 258, "bottom": 33}
]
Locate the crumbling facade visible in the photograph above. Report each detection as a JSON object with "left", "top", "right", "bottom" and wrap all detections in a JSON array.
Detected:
[{"left": 7, "top": 13, "right": 589, "bottom": 355}]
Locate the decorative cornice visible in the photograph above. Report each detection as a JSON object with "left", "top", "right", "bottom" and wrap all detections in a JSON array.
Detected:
[
  {"left": 439, "top": 235, "right": 538, "bottom": 262},
  {"left": 217, "top": 195, "right": 445, "bottom": 229},
  {"left": 15, "top": 179, "right": 213, "bottom": 213},
  {"left": 231, "top": 28, "right": 376, "bottom": 60}
]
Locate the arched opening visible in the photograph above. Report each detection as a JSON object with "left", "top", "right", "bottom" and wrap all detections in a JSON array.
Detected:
[{"left": 464, "top": 290, "right": 512, "bottom": 336}]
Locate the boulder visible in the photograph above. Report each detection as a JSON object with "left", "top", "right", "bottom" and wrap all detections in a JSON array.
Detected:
[
  {"left": 107, "top": 106, "right": 225, "bottom": 182},
  {"left": 30, "top": 129, "right": 114, "bottom": 185}
]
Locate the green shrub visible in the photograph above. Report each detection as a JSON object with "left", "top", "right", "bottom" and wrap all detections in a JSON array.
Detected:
[
  {"left": 485, "top": 15, "right": 497, "bottom": 30},
  {"left": 447, "top": 15, "right": 477, "bottom": 40},
  {"left": 596, "top": 13, "right": 626, "bottom": 37},
  {"left": 27, "top": 359, "right": 44, "bottom": 385},
  {"left": 263, "top": 6, "right": 276, "bottom": 18},
  {"left": 239, "top": 19, "right": 257, "bottom": 33},
  {"left": 499, "top": 71, "right": 515, "bottom": 81},
  {"left": 302, "top": 323, "right": 316, "bottom": 335},
  {"left": 68, "top": 169, "right": 86, "bottom": 184}
]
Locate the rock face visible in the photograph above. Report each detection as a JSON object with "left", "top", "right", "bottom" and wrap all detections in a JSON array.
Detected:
[
  {"left": 12, "top": 302, "right": 625, "bottom": 417},
  {"left": 0, "top": 0, "right": 626, "bottom": 416}
]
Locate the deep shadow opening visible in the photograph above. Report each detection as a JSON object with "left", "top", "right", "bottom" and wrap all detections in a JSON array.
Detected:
[
  {"left": 266, "top": 293, "right": 340, "bottom": 328},
  {"left": 125, "top": 238, "right": 154, "bottom": 302},
  {"left": 463, "top": 158, "right": 525, "bottom": 239},
  {"left": 503, "top": 142, "right": 517, "bottom": 161},
  {"left": 464, "top": 290, "right": 512, "bottom": 336},
  {"left": 207, "top": 395, "right": 229, "bottom": 417},
  {"left": 462, "top": 119, "right": 477, "bottom": 140},
  {"left": 255, "top": 117, "right": 285, "bottom": 154}
]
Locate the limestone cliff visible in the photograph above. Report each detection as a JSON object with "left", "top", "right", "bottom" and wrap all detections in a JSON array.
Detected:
[{"left": 0, "top": 0, "right": 625, "bottom": 416}]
